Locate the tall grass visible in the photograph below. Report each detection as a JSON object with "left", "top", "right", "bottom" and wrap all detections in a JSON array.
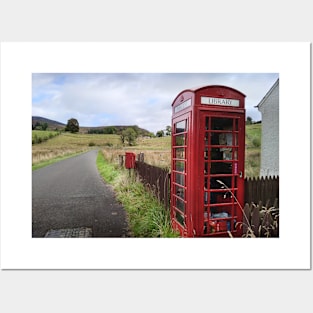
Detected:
[{"left": 96, "top": 151, "right": 179, "bottom": 238}]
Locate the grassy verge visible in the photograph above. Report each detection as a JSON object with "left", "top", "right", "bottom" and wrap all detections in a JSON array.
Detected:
[
  {"left": 32, "top": 151, "right": 86, "bottom": 171},
  {"left": 96, "top": 150, "right": 180, "bottom": 238},
  {"left": 245, "top": 123, "right": 261, "bottom": 178}
]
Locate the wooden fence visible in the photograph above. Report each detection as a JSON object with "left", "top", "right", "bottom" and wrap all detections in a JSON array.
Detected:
[
  {"left": 244, "top": 176, "right": 279, "bottom": 207},
  {"left": 134, "top": 161, "right": 170, "bottom": 210},
  {"left": 133, "top": 156, "right": 279, "bottom": 212}
]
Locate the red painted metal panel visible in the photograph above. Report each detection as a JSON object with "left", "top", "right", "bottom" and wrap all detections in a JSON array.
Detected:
[
  {"left": 171, "top": 85, "right": 245, "bottom": 237},
  {"left": 125, "top": 152, "right": 136, "bottom": 169}
]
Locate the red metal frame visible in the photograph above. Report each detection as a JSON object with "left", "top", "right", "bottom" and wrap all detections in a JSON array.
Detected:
[{"left": 171, "top": 85, "right": 245, "bottom": 237}]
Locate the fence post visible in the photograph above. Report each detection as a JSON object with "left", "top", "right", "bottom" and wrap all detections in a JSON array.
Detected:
[
  {"left": 118, "top": 155, "right": 124, "bottom": 167},
  {"left": 137, "top": 153, "right": 145, "bottom": 162}
]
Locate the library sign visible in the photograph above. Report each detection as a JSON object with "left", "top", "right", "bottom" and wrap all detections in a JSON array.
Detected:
[{"left": 201, "top": 96, "right": 240, "bottom": 107}]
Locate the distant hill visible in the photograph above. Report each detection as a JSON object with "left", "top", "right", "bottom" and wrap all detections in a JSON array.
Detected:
[
  {"left": 32, "top": 116, "right": 152, "bottom": 136},
  {"left": 32, "top": 116, "right": 66, "bottom": 130},
  {"left": 81, "top": 125, "right": 152, "bottom": 137}
]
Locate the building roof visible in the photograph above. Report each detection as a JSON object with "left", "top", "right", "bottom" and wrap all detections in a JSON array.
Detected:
[{"left": 256, "top": 78, "right": 279, "bottom": 109}]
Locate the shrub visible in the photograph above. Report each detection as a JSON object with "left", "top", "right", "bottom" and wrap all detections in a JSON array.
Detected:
[
  {"left": 243, "top": 202, "right": 279, "bottom": 237},
  {"left": 252, "top": 137, "right": 261, "bottom": 148}
]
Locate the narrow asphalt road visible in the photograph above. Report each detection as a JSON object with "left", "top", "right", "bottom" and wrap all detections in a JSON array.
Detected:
[{"left": 32, "top": 150, "right": 129, "bottom": 237}]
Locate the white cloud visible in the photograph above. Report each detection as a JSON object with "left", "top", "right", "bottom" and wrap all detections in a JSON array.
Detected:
[{"left": 32, "top": 73, "right": 279, "bottom": 133}]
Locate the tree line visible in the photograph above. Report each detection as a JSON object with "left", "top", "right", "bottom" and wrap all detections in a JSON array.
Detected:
[{"left": 32, "top": 121, "right": 49, "bottom": 131}]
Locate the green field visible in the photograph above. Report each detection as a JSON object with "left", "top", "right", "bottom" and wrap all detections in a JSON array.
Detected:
[
  {"left": 32, "top": 123, "right": 261, "bottom": 177},
  {"left": 245, "top": 123, "right": 261, "bottom": 177},
  {"left": 32, "top": 131, "right": 122, "bottom": 169},
  {"left": 32, "top": 130, "right": 60, "bottom": 144}
]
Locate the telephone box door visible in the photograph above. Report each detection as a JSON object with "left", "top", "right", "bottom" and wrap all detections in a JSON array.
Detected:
[{"left": 199, "top": 112, "right": 245, "bottom": 237}]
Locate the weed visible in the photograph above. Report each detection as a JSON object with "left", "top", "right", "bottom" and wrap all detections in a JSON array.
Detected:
[
  {"left": 216, "top": 179, "right": 256, "bottom": 238},
  {"left": 217, "top": 179, "right": 279, "bottom": 237}
]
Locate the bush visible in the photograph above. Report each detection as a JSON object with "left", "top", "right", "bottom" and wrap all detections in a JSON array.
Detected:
[
  {"left": 65, "top": 118, "right": 79, "bottom": 133},
  {"left": 252, "top": 137, "right": 261, "bottom": 148}
]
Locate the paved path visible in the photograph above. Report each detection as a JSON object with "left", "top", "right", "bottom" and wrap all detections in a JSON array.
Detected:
[{"left": 32, "top": 150, "right": 129, "bottom": 237}]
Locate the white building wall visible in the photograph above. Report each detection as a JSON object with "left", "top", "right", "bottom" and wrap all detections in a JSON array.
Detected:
[{"left": 258, "top": 81, "right": 279, "bottom": 177}]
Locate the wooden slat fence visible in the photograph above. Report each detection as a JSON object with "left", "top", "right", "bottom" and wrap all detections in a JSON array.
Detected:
[
  {"left": 133, "top": 156, "right": 279, "bottom": 214},
  {"left": 244, "top": 176, "right": 279, "bottom": 207},
  {"left": 135, "top": 161, "right": 170, "bottom": 210}
]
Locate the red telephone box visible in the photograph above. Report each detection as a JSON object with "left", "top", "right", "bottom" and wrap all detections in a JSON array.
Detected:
[{"left": 170, "top": 85, "right": 246, "bottom": 237}]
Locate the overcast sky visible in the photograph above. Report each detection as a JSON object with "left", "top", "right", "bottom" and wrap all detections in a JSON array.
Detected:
[{"left": 32, "top": 73, "right": 279, "bottom": 134}]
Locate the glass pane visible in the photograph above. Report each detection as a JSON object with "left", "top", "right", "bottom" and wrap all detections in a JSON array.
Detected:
[
  {"left": 210, "top": 162, "right": 232, "bottom": 174},
  {"left": 175, "top": 160, "right": 185, "bottom": 172},
  {"left": 175, "top": 147, "right": 185, "bottom": 159},
  {"left": 175, "top": 211, "right": 185, "bottom": 226},
  {"left": 211, "top": 132, "right": 219, "bottom": 145},
  {"left": 175, "top": 185, "right": 185, "bottom": 199},
  {"left": 212, "top": 204, "right": 232, "bottom": 215},
  {"left": 211, "top": 117, "right": 233, "bottom": 130},
  {"left": 175, "top": 173, "right": 185, "bottom": 186},
  {"left": 176, "top": 198, "right": 185, "bottom": 213},
  {"left": 211, "top": 132, "right": 233, "bottom": 146},
  {"left": 212, "top": 176, "right": 232, "bottom": 189},
  {"left": 221, "top": 148, "right": 232, "bottom": 160},
  {"left": 176, "top": 120, "right": 187, "bottom": 133},
  {"left": 175, "top": 134, "right": 186, "bottom": 146},
  {"left": 211, "top": 148, "right": 223, "bottom": 160}
]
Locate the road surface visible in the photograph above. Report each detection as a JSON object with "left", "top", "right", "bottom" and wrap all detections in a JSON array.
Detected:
[{"left": 32, "top": 150, "right": 129, "bottom": 237}]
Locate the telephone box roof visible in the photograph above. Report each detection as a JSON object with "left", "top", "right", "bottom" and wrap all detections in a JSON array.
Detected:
[
  {"left": 183, "top": 84, "right": 246, "bottom": 95},
  {"left": 172, "top": 85, "right": 246, "bottom": 102}
]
